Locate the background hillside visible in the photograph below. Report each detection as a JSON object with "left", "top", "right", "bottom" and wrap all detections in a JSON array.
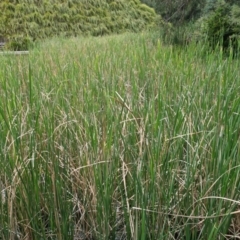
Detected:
[{"left": 0, "top": 0, "right": 161, "bottom": 50}]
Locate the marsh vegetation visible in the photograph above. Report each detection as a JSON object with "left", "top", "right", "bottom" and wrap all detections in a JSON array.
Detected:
[
  {"left": 1, "top": 0, "right": 240, "bottom": 239},
  {"left": 0, "top": 32, "right": 240, "bottom": 239}
]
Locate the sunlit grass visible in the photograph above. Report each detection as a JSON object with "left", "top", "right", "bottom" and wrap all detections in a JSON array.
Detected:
[{"left": 0, "top": 32, "right": 240, "bottom": 239}]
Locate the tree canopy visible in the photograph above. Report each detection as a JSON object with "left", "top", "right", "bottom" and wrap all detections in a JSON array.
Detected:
[{"left": 0, "top": 0, "right": 161, "bottom": 50}]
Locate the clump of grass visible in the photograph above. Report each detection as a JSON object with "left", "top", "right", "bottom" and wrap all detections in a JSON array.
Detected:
[{"left": 0, "top": 32, "right": 240, "bottom": 239}]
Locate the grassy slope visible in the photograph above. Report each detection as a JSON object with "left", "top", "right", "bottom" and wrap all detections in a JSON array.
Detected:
[
  {"left": 0, "top": 0, "right": 160, "bottom": 50},
  {"left": 0, "top": 33, "right": 240, "bottom": 239}
]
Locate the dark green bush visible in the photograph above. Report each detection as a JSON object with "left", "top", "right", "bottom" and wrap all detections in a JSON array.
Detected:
[
  {"left": 5, "top": 35, "right": 33, "bottom": 51},
  {"left": 202, "top": 0, "right": 240, "bottom": 56}
]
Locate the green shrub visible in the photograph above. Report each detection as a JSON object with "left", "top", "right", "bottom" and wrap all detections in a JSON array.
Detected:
[
  {"left": 5, "top": 35, "right": 33, "bottom": 50},
  {"left": 202, "top": 0, "right": 240, "bottom": 56}
]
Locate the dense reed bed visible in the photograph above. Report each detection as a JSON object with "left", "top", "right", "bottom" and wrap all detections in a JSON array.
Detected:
[{"left": 0, "top": 32, "right": 240, "bottom": 239}]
